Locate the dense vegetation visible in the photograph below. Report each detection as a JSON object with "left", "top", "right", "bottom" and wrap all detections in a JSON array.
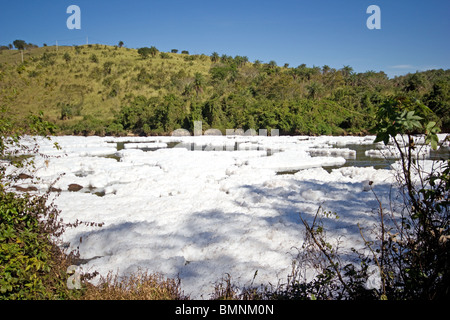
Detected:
[
  {"left": 0, "top": 111, "right": 80, "bottom": 299},
  {"left": 1, "top": 43, "right": 449, "bottom": 136},
  {"left": 0, "top": 109, "right": 185, "bottom": 300}
]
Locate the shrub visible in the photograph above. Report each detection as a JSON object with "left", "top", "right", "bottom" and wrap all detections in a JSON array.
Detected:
[
  {"left": 63, "top": 53, "right": 71, "bottom": 63},
  {"left": 292, "top": 96, "right": 449, "bottom": 300},
  {"left": 0, "top": 187, "right": 88, "bottom": 299},
  {"left": 90, "top": 54, "right": 98, "bottom": 63},
  {"left": 59, "top": 102, "right": 82, "bottom": 120},
  {"left": 105, "top": 122, "right": 125, "bottom": 136},
  {"left": 0, "top": 109, "right": 99, "bottom": 300},
  {"left": 72, "top": 115, "right": 106, "bottom": 136},
  {"left": 160, "top": 52, "right": 171, "bottom": 59}
]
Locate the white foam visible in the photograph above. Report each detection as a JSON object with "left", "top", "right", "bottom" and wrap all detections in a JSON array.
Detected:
[{"left": 17, "top": 134, "right": 422, "bottom": 299}]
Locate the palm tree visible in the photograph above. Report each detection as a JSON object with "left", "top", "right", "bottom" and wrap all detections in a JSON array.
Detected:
[
  {"left": 241, "top": 56, "right": 249, "bottom": 67},
  {"left": 234, "top": 55, "right": 248, "bottom": 67},
  {"left": 193, "top": 73, "right": 205, "bottom": 97},
  {"left": 210, "top": 52, "right": 219, "bottom": 63},
  {"left": 341, "top": 65, "right": 354, "bottom": 78},
  {"left": 306, "top": 82, "right": 324, "bottom": 100},
  {"left": 13, "top": 40, "right": 26, "bottom": 50}
]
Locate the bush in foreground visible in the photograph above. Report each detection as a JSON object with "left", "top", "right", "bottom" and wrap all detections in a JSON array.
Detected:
[{"left": 0, "top": 108, "right": 187, "bottom": 300}]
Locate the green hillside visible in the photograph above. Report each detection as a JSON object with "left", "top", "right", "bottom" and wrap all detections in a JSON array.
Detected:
[{"left": 1, "top": 44, "right": 449, "bottom": 136}]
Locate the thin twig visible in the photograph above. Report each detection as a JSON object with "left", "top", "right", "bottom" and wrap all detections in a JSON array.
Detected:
[{"left": 300, "top": 209, "right": 350, "bottom": 294}]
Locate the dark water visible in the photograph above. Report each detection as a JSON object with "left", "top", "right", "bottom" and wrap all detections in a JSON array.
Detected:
[
  {"left": 329, "top": 144, "right": 395, "bottom": 170},
  {"left": 322, "top": 143, "right": 449, "bottom": 172}
]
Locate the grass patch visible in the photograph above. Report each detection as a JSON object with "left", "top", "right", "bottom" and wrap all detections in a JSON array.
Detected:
[{"left": 78, "top": 270, "right": 188, "bottom": 300}]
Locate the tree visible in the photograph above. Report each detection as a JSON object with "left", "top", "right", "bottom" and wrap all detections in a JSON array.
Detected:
[
  {"left": 149, "top": 46, "right": 159, "bottom": 57},
  {"left": 425, "top": 80, "right": 450, "bottom": 132},
  {"left": 322, "top": 65, "right": 331, "bottom": 75},
  {"left": 210, "top": 52, "right": 219, "bottom": 63},
  {"left": 404, "top": 72, "right": 427, "bottom": 93},
  {"left": 306, "top": 82, "right": 324, "bottom": 100},
  {"left": 341, "top": 65, "right": 354, "bottom": 78},
  {"left": 137, "top": 47, "right": 151, "bottom": 59},
  {"left": 234, "top": 55, "right": 248, "bottom": 68},
  {"left": 171, "top": 49, "right": 178, "bottom": 53},
  {"left": 13, "top": 40, "right": 26, "bottom": 50},
  {"left": 138, "top": 46, "right": 158, "bottom": 59},
  {"left": 118, "top": 41, "right": 124, "bottom": 48},
  {"left": 253, "top": 60, "right": 262, "bottom": 68},
  {"left": 193, "top": 72, "right": 205, "bottom": 97}
]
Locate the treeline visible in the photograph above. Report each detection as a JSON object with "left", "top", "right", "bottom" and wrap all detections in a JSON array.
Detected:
[
  {"left": 102, "top": 52, "right": 450, "bottom": 136},
  {"left": 1, "top": 42, "right": 449, "bottom": 136},
  {"left": 0, "top": 40, "right": 39, "bottom": 51}
]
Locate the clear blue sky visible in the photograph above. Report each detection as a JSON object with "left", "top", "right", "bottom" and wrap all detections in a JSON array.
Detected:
[{"left": 1, "top": 0, "right": 449, "bottom": 78}]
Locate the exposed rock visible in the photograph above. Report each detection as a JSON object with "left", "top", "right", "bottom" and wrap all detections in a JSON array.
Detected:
[
  {"left": 14, "top": 185, "right": 38, "bottom": 192},
  {"left": 17, "top": 173, "right": 33, "bottom": 180},
  {"left": 68, "top": 184, "right": 83, "bottom": 192}
]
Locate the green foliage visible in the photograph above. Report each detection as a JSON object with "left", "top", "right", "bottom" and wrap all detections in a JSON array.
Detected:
[
  {"left": 0, "top": 190, "right": 70, "bottom": 299},
  {"left": 292, "top": 97, "right": 449, "bottom": 300},
  {"left": 424, "top": 79, "right": 450, "bottom": 132},
  {"left": 1, "top": 110, "right": 80, "bottom": 299},
  {"left": 0, "top": 44, "right": 449, "bottom": 136},
  {"left": 160, "top": 52, "right": 171, "bottom": 59},
  {"left": 137, "top": 46, "right": 159, "bottom": 59},
  {"left": 103, "top": 61, "right": 114, "bottom": 76},
  {"left": 59, "top": 102, "right": 82, "bottom": 120},
  {"left": 13, "top": 40, "right": 26, "bottom": 51},
  {"left": 71, "top": 115, "right": 108, "bottom": 136},
  {"left": 372, "top": 96, "right": 439, "bottom": 148},
  {"left": 40, "top": 52, "right": 56, "bottom": 67}
]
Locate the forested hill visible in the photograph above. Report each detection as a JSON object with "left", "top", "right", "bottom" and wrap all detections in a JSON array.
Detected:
[{"left": 1, "top": 44, "right": 449, "bottom": 136}]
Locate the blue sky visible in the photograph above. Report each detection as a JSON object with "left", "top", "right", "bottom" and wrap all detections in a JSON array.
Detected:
[{"left": 1, "top": 0, "right": 449, "bottom": 78}]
